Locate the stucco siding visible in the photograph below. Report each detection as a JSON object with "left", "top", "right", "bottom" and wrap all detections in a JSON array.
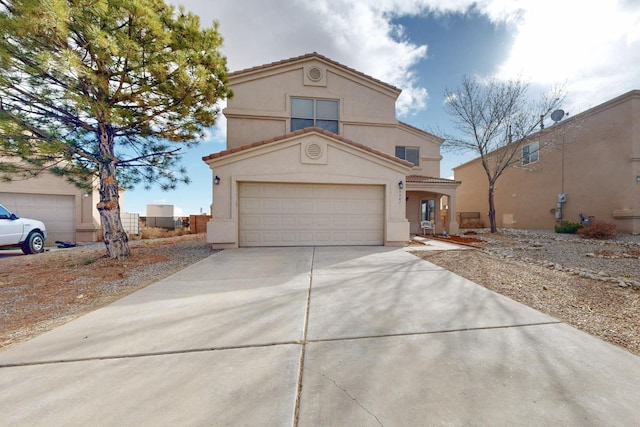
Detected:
[
  {"left": 206, "top": 53, "right": 459, "bottom": 244},
  {"left": 454, "top": 90, "right": 640, "bottom": 233},
  {"left": 226, "top": 117, "right": 287, "bottom": 148},
  {"left": 206, "top": 132, "right": 411, "bottom": 247},
  {"left": 226, "top": 61, "right": 397, "bottom": 126}
]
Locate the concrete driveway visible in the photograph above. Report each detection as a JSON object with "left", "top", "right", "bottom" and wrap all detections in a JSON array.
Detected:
[{"left": 1, "top": 246, "right": 639, "bottom": 426}]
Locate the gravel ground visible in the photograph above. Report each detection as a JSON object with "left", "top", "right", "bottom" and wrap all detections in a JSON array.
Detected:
[
  {"left": 476, "top": 229, "right": 640, "bottom": 285},
  {"left": 411, "top": 229, "right": 640, "bottom": 356}
]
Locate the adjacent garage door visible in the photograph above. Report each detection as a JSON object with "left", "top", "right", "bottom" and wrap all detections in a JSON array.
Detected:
[
  {"left": 239, "top": 183, "right": 384, "bottom": 246},
  {"left": 0, "top": 193, "right": 75, "bottom": 243}
]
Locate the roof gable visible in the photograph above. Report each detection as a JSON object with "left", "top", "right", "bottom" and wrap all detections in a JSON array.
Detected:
[
  {"left": 228, "top": 52, "right": 402, "bottom": 98},
  {"left": 203, "top": 127, "right": 413, "bottom": 169}
]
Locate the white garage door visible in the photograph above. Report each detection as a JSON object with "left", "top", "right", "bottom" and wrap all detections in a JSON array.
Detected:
[
  {"left": 0, "top": 193, "right": 75, "bottom": 243},
  {"left": 239, "top": 183, "right": 384, "bottom": 247}
]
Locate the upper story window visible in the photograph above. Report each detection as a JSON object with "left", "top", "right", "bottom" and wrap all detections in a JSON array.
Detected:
[
  {"left": 522, "top": 141, "right": 539, "bottom": 165},
  {"left": 395, "top": 146, "right": 419, "bottom": 166},
  {"left": 291, "top": 98, "right": 339, "bottom": 134}
]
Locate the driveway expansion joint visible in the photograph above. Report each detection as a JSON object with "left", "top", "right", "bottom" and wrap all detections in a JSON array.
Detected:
[
  {"left": 2, "top": 322, "right": 561, "bottom": 369},
  {"left": 304, "top": 321, "right": 563, "bottom": 345},
  {"left": 0, "top": 340, "right": 304, "bottom": 369},
  {"left": 293, "top": 246, "right": 315, "bottom": 427}
]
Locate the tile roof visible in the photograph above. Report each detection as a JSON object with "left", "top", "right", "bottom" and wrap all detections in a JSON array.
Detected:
[
  {"left": 406, "top": 175, "right": 461, "bottom": 185},
  {"left": 228, "top": 52, "right": 401, "bottom": 94},
  {"left": 202, "top": 127, "right": 414, "bottom": 168}
]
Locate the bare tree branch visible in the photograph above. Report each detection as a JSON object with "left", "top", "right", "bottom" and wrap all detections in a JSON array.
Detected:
[{"left": 442, "top": 75, "right": 565, "bottom": 232}]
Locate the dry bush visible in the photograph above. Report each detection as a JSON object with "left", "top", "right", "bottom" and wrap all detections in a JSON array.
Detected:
[
  {"left": 139, "top": 227, "right": 190, "bottom": 239},
  {"left": 577, "top": 221, "right": 617, "bottom": 239}
]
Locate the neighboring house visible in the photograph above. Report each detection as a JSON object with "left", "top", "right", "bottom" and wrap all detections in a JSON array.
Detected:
[
  {"left": 454, "top": 90, "right": 640, "bottom": 234},
  {"left": 203, "top": 53, "right": 460, "bottom": 248},
  {"left": 0, "top": 169, "right": 102, "bottom": 244}
]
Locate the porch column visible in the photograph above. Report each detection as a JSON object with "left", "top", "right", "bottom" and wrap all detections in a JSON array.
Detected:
[{"left": 447, "top": 191, "right": 459, "bottom": 235}]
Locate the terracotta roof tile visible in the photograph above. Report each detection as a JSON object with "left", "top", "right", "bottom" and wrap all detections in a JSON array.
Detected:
[
  {"left": 202, "top": 127, "right": 413, "bottom": 168},
  {"left": 406, "top": 175, "right": 461, "bottom": 185},
  {"left": 228, "top": 52, "right": 401, "bottom": 94}
]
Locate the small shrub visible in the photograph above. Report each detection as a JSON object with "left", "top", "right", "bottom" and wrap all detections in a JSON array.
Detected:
[
  {"left": 577, "top": 221, "right": 616, "bottom": 239},
  {"left": 554, "top": 221, "right": 582, "bottom": 234}
]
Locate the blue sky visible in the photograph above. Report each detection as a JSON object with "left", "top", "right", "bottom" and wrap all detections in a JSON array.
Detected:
[{"left": 123, "top": 0, "right": 640, "bottom": 216}]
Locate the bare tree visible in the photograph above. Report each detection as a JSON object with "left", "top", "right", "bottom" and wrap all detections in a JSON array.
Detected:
[{"left": 443, "top": 75, "right": 565, "bottom": 232}]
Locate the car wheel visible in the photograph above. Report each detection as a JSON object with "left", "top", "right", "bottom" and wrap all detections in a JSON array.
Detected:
[{"left": 20, "top": 231, "right": 45, "bottom": 254}]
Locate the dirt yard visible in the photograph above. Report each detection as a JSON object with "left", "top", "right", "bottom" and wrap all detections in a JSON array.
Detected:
[{"left": 0, "top": 234, "right": 213, "bottom": 349}]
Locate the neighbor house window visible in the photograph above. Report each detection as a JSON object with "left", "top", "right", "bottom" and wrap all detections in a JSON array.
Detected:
[
  {"left": 291, "top": 98, "right": 339, "bottom": 134},
  {"left": 522, "top": 141, "right": 539, "bottom": 165},
  {"left": 395, "top": 146, "right": 419, "bottom": 166}
]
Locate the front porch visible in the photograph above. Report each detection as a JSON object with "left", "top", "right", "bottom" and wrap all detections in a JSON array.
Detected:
[{"left": 405, "top": 175, "right": 461, "bottom": 236}]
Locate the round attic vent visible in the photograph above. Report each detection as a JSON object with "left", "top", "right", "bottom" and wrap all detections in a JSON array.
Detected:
[
  {"left": 306, "top": 142, "right": 323, "bottom": 159},
  {"left": 308, "top": 66, "right": 323, "bottom": 81}
]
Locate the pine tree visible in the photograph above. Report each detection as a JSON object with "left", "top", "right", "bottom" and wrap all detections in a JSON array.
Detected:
[{"left": 0, "top": 0, "right": 231, "bottom": 258}]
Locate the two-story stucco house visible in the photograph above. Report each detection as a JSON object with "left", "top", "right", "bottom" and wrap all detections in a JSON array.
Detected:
[
  {"left": 454, "top": 90, "right": 640, "bottom": 234},
  {"left": 203, "top": 53, "right": 460, "bottom": 248}
]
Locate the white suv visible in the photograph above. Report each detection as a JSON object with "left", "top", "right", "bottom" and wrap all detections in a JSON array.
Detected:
[{"left": 0, "top": 203, "right": 47, "bottom": 254}]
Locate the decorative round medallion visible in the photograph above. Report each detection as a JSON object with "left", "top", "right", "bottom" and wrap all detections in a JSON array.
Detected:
[
  {"left": 308, "top": 66, "right": 323, "bottom": 82},
  {"left": 306, "top": 142, "right": 323, "bottom": 159}
]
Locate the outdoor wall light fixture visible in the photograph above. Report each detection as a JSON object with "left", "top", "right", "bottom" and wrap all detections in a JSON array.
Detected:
[
  {"left": 398, "top": 180, "right": 404, "bottom": 190},
  {"left": 637, "top": 175, "right": 640, "bottom": 183},
  {"left": 214, "top": 176, "right": 221, "bottom": 185}
]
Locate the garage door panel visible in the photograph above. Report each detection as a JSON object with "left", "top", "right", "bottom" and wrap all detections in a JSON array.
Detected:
[
  {"left": 262, "top": 232, "right": 280, "bottom": 243},
  {"left": 0, "top": 193, "right": 75, "bottom": 244},
  {"left": 239, "top": 183, "right": 383, "bottom": 246},
  {"left": 262, "top": 200, "right": 280, "bottom": 212}
]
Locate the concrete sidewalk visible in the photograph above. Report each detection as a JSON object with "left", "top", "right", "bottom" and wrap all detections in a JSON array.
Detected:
[{"left": 1, "top": 246, "right": 639, "bottom": 426}]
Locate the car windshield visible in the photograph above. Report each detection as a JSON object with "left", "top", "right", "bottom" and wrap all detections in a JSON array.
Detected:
[{"left": 0, "top": 204, "right": 15, "bottom": 219}]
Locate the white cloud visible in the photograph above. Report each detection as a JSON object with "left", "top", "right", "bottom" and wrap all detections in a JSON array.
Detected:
[
  {"left": 171, "top": 0, "right": 431, "bottom": 116},
  {"left": 483, "top": 0, "right": 640, "bottom": 109},
  {"left": 171, "top": 0, "right": 640, "bottom": 120}
]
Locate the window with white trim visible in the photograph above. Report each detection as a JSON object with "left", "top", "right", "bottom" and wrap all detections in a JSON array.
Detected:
[
  {"left": 291, "top": 98, "right": 339, "bottom": 134},
  {"left": 522, "top": 141, "right": 539, "bottom": 165},
  {"left": 395, "top": 146, "right": 419, "bottom": 166}
]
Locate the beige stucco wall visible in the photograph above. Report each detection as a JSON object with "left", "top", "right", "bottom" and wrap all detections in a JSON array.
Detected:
[
  {"left": 208, "top": 54, "right": 457, "bottom": 241},
  {"left": 454, "top": 91, "right": 640, "bottom": 234},
  {"left": 342, "top": 123, "right": 442, "bottom": 177},
  {"left": 0, "top": 171, "right": 102, "bottom": 242},
  {"left": 226, "top": 60, "right": 398, "bottom": 136},
  {"left": 205, "top": 132, "right": 411, "bottom": 247},
  {"left": 224, "top": 56, "right": 442, "bottom": 178}
]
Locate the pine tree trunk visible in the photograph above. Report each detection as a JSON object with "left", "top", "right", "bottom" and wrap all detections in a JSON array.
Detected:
[
  {"left": 488, "top": 183, "right": 497, "bottom": 233},
  {"left": 96, "top": 126, "right": 130, "bottom": 259}
]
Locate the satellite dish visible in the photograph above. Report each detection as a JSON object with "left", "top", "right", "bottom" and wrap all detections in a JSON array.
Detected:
[{"left": 550, "top": 109, "right": 565, "bottom": 122}]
